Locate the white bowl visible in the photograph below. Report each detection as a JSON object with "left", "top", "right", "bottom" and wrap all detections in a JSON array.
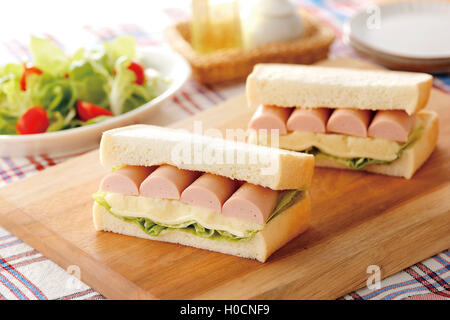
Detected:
[{"left": 0, "top": 48, "right": 191, "bottom": 157}]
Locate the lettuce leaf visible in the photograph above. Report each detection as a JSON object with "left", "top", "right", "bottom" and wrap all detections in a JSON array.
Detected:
[
  {"left": 306, "top": 127, "right": 423, "bottom": 170},
  {"left": 30, "top": 36, "right": 69, "bottom": 76},
  {"left": 68, "top": 60, "right": 110, "bottom": 108},
  {"left": 108, "top": 56, "right": 164, "bottom": 115},
  {"left": 267, "top": 190, "right": 303, "bottom": 223},
  {"left": 93, "top": 189, "right": 303, "bottom": 242},
  {"left": 0, "top": 65, "right": 41, "bottom": 134},
  {"left": 104, "top": 35, "right": 136, "bottom": 62}
]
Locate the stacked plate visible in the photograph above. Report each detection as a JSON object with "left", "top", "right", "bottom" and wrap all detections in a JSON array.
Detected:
[{"left": 344, "top": 1, "right": 450, "bottom": 73}]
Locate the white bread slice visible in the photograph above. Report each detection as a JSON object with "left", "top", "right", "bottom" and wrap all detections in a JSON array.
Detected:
[
  {"left": 246, "top": 64, "right": 432, "bottom": 115},
  {"left": 100, "top": 124, "right": 314, "bottom": 190},
  {"left": 249, "top": 110, "right": 438, "bottom": 179},
  {"left": 93, "top": 191, "right": 311, "bottom": 263}
]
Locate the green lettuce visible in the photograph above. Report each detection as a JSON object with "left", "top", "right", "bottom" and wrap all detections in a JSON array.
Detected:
[
  {"left": 93, "top": 189, "right": 303, "bottom": 242},
  {"left": 108, "top": 56, "right": 164, "bottom": 115},
  {"left": 305, "top": 127, "right": 423, "bottom": 170},
  {"left": 0, "top": 65, "right": 41, "bottom": 134},
  {"left": 30, "top": 36, "right": 70, "bottom": 76},
  {"left": 0, "top": 36, "right": 167, "bottom": 135}
]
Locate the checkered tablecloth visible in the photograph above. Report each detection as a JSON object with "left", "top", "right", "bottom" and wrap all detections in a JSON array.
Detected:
[{"left": 0, "top": 0, "right": 448, "bottom": 300}]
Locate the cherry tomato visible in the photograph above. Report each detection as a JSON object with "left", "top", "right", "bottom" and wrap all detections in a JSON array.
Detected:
[
  {"left": 16, "top": 106, "right": 49, "bottom": 134},
  {"left": 20, "top": 64, "right": 43, "bottom": 91},
  {"left": 127, "top": 61, "right": 145, "bottom": 85},
  {"left": 76, "top": 101, "right": 113, "bottom": 121}
]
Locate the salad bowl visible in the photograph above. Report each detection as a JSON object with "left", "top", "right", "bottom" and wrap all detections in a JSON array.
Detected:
[{"left": 0, "top": 47, "right": 191, "bottom": 157}]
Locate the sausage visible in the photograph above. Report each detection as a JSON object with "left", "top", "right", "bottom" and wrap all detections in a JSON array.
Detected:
[
  {"left": 180, "top": 173, "right": 239, "bottom": 213},
  {"left": 287, "top": 108, "right": 331, "bottom": 133},
  {"left": 248, "top": 105, "right": 292, "bottom": 134},
  {"left": 139, "top": 165, "right": 201, "bottom": 200},
  {"left": 222, "top": 183, "right": 279, "bottom": 224},
  {"left": 326, "top": 109, "right": 372, "bottom": 137},
  {"left": 99, "top": 165, "right": 155, "bottom": 195},
  {"left": 368, "top": 110, "right": 415, "bottom": 142}
]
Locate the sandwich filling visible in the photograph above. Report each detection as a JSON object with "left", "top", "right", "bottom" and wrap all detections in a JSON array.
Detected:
[
  {"left": 248, "top": 105, "right": 425, "bottom": 169},
  {"left": 94, "top": 163, "right": 304, "bottom": 242},
  {"left": 93, "top": 189, "right": 303, "bottom": 241},
  {"left": 250, "top": 125, "right": 422, "bottom": 169}
]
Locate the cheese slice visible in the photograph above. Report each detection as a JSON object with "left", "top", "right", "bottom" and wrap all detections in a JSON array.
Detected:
[
  {"left": 104, "top": 193, "right": 264, "bottom": 238},
  {"left": 249, "top": 116, "right": 423, "bottom": 161}
]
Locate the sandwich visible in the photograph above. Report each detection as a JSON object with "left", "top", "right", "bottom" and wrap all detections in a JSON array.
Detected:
[
  {"left": 246, "top": 64, "right": 439, "bottom": 179},
  {"left": 92, "top": 124, "right": 314, "bottom": 262}
]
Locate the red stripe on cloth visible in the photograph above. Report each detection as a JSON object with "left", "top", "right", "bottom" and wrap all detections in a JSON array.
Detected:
[
  {"left": 0, "top": 239, "right": 22, "bottom": 249},
  {"left": 181, "top": 91, "right": 203, "bottom": 111},
  {"left": 43, "top": 33, "right": 64, "bottom": 50},
  {"left": 203, "top": 84, "right": 226, "bottom": 101},
  {"left": 12, "top": 39, "right": 31, "bottom": 60},
  {"left": 56, "top": 289, "right": 95, "bottom": 300},
  {"left": 416, "top": 262, "right": 450, "bottom": 291},
  {"left": 190, "top": 82, "right": 219, "bottom": 104},
  {"left": 0, "top": 164, "right": 12, "bottom": 183},
  {"left": 27, "top": 156, "right": 45, "bottom": 171},
  {"left": 172, "top": 95, "right": 194, "bottom": 115},
  {"left": 103, "top": 27, "right": 117, "bottom": 39},
  {"left": 2, "top": 158, "right": 24, "bottom": 179},
  {"left": 40, "top": 155, "right": 56, "bottom": 167},
  {"left": 349, "top": 292, "right": 363, "bottom": 300},
  {"left": 0, "top": 257, "right": 30, "bottom": 300},
  {"left": 3, "top": 41, "right": 23, "bottom": 61},
  {"left": 0, "top": 254, "right": 47, "bottom": 300},
  {"left": 3, "top": 250, "right": 39, "bottom": 263},
  {"left": 9, "top": 256, "right": 47, "bottom": 269},
  {"left": 87, "top": 294, "right": 105, "bottom": 300},
  {"left": 83, "top": 26, "right": 107, "bottom": 41},
  {"left": 406, "top": 292, "right": 450, "bottom": 300},
  {"left": 0, "top": 274, "right": 24, "bottom": 300},
  {"left": 405, "top": 267, "right": 450, "bottom": 298}
]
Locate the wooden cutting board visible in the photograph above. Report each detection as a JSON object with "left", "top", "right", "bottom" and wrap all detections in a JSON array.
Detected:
[{"left": 0, "top": 58, "right": 449, "bottom": 300}]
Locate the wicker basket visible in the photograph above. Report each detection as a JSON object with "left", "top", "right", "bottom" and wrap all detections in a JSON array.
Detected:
[{"left": 165, "top": 10, "right": 335, "bottom": 85}]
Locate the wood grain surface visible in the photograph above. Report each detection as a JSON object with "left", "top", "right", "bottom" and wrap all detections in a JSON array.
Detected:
[{"left": 0, "top": 58, "right": 448, "bottom": 300}]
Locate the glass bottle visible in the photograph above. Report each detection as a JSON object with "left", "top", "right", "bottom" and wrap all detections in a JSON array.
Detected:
[{"left": 191, "top": 0, "right": 243, "bottom": 54}]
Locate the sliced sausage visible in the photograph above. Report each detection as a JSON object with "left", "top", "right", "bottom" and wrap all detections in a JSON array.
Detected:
[
  {"left": 180, "top": 173, "right": 239, "bottom": 213},
  {"left": 99, "top": 165, "right": 156, "bottom": 195},
  {"left": 368, "top": 110, "right": 415, "bottom": 142},
  {"left": 287, "top": 107, "right": 331, "bottom": 133},
  {"left": 139, "top": 165, "right": 201, "bottom": 200},
  {"left": 327, "top": 109, "right": 372, "bottom": 137},
  {"left": 222, "top": 183, "right": 279, "bottom": 224},
  {"left": 248, "top": 105, "right": 292, "bottom": 134}
]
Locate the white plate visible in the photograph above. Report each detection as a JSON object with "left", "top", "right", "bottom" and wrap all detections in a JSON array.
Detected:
[
  {"left": 0, "top": 48, "right": 191, "bottom": 157},
  {"left": 345, "top": 1, "right": 450, "bottom": 60},
  {"left": 346, "top": 36, "right": 450, "bottom": 73}
]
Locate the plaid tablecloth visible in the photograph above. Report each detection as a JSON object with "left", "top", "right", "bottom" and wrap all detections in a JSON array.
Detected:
[{"left": 0, "top": 0, "right": 448, "bottom": 300}]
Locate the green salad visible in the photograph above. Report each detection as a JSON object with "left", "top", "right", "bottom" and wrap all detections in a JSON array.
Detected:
[{"left": 0, "top": 36, "right": 167, "bottom": 135}]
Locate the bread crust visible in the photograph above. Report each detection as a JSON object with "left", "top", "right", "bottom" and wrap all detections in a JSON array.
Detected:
[
  {"left": 246, "top": 64, "right": 433, "bottom": 115},
  {"left": 100, "top": 124, "right": 314, "bottom": 190},
  {"left": 93, "top": 192, "right": 310, "bottom": 263}
]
